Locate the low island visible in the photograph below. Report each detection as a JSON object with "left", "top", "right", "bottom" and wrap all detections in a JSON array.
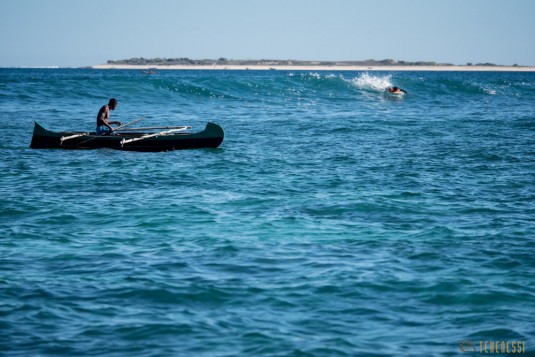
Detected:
[{"left": 92, "top": 58, "right": 535, "bottom": 72}]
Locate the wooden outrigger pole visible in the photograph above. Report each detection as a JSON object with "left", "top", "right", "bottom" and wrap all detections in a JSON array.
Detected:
[
  {"left": 115, "top": 126, "right": 191, "bottom": 131},
  {"left": 120, "top": 127, "right": 191, "bottom": 147},
  {"left": 60, "top": 133, "right": 88, "bottom": 145}
]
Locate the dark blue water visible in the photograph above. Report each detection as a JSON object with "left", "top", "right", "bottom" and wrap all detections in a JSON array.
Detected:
[{"left": 1, "top": 68, "right": 534, "bottom": 356}]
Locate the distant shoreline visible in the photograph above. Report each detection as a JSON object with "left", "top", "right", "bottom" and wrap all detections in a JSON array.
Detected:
[{"left": 91, "top": 64, "right": 535, "bottom": 72}]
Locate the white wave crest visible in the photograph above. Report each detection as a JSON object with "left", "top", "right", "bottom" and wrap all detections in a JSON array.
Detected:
[{"left": 350, "top": 73, "right": 393, "bottom": 91}]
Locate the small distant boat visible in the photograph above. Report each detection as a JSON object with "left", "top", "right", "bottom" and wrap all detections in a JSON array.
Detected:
[{"left": 30, "top": 121, "right": 224, "bottom": 152}]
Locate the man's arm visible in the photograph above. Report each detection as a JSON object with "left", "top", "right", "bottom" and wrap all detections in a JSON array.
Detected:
[{"left": 98, "top": 107, "right": 115, "bottom": 131}]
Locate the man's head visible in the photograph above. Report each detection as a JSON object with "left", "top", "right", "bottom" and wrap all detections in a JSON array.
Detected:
[{"left": 109, "top": 98, "right": 118, "bottom": 110}]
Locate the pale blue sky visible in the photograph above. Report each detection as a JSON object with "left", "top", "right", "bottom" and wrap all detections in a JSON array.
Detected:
[{"left": 1, "top": 0, "right": 534, "bottom": 67}]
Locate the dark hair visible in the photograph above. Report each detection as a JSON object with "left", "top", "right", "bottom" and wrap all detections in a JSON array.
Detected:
[{"left": 109, "top": 98, "right": 118, "bottom": 106}]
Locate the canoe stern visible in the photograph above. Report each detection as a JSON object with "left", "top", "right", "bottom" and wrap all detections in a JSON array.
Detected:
[{"left": 30, "top": 121, "right": 62, "bottom": 148}]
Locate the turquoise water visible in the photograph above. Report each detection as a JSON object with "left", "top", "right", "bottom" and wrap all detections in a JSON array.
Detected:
[{"left": 1, "top": 68, "right": 534, "bottom": 356}]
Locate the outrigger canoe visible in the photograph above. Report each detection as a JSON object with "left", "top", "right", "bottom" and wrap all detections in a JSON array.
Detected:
[{"left": 30, "top": 121, "right": 224, "bottom": 152}]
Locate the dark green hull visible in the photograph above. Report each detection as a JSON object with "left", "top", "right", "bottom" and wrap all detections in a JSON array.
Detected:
[{"left": 30, "top": 121, "right": 224, "bottom": 152}]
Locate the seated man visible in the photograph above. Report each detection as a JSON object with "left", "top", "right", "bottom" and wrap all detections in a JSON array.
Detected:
[{"left": 96, "top": 98, "right": 121, "bottom": 134}]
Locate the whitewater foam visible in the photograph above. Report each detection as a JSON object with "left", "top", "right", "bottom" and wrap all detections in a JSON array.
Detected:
[{"left": 349, "top": 72, "right": 393, "bottom": 91}]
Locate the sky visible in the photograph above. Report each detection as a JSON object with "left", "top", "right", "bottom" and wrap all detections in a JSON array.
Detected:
[{"left": 1, "top": 0, "right": 534, "bottom": 67}]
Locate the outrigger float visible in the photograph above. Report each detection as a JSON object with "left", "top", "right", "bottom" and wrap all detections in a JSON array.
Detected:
[{"left": 30, "top": 119, "right": 224, "bottom": 152}]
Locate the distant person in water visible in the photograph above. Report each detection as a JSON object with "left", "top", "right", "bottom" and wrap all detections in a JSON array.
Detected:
[
  {"left": 96, "top": 98, "right": 121, "bottom": 134},
  {"left": 386, "top": 86, "right": 407, "bottom": 94}
]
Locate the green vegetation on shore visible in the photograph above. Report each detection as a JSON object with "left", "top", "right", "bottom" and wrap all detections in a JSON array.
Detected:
[
  {"left": 102, "top": 58, "right": 534, "bottom": 69},
  {"left": 107, "top": 57, "right": 460, "bottom": 66},
  {"left": 107, "top": 58, "right": 472, "bottom": 67}
]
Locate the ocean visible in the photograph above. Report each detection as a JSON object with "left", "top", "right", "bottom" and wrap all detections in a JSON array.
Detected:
[{"left": 1, "top": 68, "right": 534, "bottom": 356}]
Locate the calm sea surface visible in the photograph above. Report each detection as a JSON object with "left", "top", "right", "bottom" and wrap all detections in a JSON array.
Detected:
[{"left": 1, "top": 68, "right": 534, "bottom": 356}]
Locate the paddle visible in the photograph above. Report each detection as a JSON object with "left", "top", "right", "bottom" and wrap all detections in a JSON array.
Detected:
[
  {"left": 113, "top": 117, "right": 146, "bottom": 131},
  {"left": 77, "top": 117, "right": 145, "bottom": 146}
]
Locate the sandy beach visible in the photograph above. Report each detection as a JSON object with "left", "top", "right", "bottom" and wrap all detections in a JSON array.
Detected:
[{"left": 92, "top": 64, "right": 535, "bottom": 72}]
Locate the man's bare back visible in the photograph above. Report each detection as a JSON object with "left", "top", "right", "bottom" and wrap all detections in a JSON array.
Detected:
[{"left": 96, "top": 98, "right": 120, "bottom": 134}]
